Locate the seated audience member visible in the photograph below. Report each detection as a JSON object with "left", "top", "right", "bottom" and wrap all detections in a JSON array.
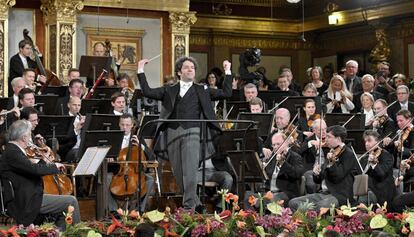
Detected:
[
  {"left": 275, "top": 75, "right": 299, "bottom": 96},
  {"left": 387, "top": 73, "right": 409, "bottom": 103},
  {"left": 0, "top": 119, "right": 80, "bottom": 229},
  {"left": 289, "top": 125, "right": 357, "bottom": 210},
  {"left": 353, "top": 74, "right": 384, "bottom": 112},
  {"left": 387, "top": 85, "right": 414, "bottom": 122},
  {"left": 243, "top": 83, "right": 258, "bottom": 102},
  {"left": 343, "top": 60, "right": 362, "bottom": 94},
  {"left": 374, "top": 61, "right": 395, "bottom": 97},
  {"left": 323, "top": 75, "right": 355, "bottom": 113},
  {"left": 279, "top": 67, "right": 302, "bottom": 93},
  {"left": 359, "top": 92, "right": 375, "bottom": 128},
  {"left": 309, "top": 66, "right": 328, "bottom": 96}
]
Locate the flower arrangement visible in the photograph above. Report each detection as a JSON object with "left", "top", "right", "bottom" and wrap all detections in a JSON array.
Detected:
[{"left": 3, "top": 191, "right": 414, "bottom": 236}]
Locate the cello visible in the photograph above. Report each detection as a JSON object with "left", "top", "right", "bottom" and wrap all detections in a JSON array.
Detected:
[
  {"left": 26, "top": 136, "right": 73, "bottom": 195},
  {"left": 110, "top": 132, "right": 147, "bottom": 200},
  {"left": 23, "top": 29, "right": 62, "bottom": 92}
]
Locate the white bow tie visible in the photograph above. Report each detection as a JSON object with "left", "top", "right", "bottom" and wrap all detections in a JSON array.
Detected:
[{"left": 181, "top": 81, "right": 192, "bottom": 88}]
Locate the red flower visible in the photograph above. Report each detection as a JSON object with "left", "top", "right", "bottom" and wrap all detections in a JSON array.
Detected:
[
  {"left": 27, "top": 231, "right": 39, "bottom": 237},
  {"left": 219, "top": 210, "right": 232, "bottom": 220},
  {"left": 386, "top": 213, "right": 395, "bottom": 220},
  {"left": 326, "top": 225, "right": 333, "bottom": 231},
  {"left": 107, "top": 215, "right": 123, "bottom": 235}
]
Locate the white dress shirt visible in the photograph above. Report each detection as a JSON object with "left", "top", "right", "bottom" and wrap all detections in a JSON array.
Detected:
[{"left": 179, "top": 80, "right": 193, "bottom": 97}]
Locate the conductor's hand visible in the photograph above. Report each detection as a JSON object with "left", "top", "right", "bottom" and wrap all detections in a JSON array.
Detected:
[
  {"left": 223, "top": 60, "right": 231, "bottom": 72},
  {"left": 138, "top": 59, "right": 149, "bottom": 72},
  {"left": 55, "top": 163, "right": 66, "bottom": 172}
]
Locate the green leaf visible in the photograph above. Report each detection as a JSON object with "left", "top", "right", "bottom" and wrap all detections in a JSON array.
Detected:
[
  {"left": 86, "top": 230, "right": 102, "bottom": 237},
  {"left": 267, "top": 202, "right": 282, "bottom": 215},
  {"left": 146, "top": 210, "right": 165, "bottom": 223},
  {"left": 370, "top": 214, "right": 388, "bottom": 229},
  {"left": 406, "top": 212, "right": 414, "bottom": 231},
  {"left": 256, "top": 226, "right": 266, "bottom": 237}
]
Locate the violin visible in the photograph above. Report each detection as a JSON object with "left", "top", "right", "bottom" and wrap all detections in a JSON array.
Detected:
[
  {"left": 110, "top": 133, "right": 147, "bottom": 199},
  {"left": 327, "top": 145, "right": 344, "bottom": 164},
  {"left": 307, "top": 114, "right": 321, "bottom": 128},
  {"left": 27, "top": 136, "right": 73, "bottom": 195},
  {"left": 368, "top": 147, "right": 382, "bottom": 165},
  {"left": 285, "top": 124, "right": 299, "bottom": 146},
  {"left": 398, "top": 126, "right": 412, "bottom": 152}
]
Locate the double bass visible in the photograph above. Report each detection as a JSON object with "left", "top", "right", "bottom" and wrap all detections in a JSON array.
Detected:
[{"left": 23, "top": 29, "right": 62, "bottom": 92}]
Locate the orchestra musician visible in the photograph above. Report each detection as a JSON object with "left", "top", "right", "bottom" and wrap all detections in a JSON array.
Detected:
[
  {"left": 137, "top": 57, "right": 232, "bottom": 211},
  {"left": 67, "top": 68, "right": 80, "bottom": 81},
  {"left": 243, "top": 83, "right": 258, "bottom": 102},
  {"left": 111, "top": 92, "right": 127, "bottom": 115},
  {"left": 289, "top": 125, "right": 357, "bottom": 210},
  {"left": 393, "top": 109, "right": 414, "bottom": 162},
  {"left": 298, "top": 118, "right": 327, "bottom": 194},
  {"left": 297, "top": 99, "right": 318, "bottom": 137},
  {"left": 107, "top": 113, "right": 154, "bottom": 213},
  {"left": 358, "top": 130, "right": 396, "bottom": 206},
  {"left": 0, "top": 119, "right": 80, "bottom": 228},
  {"left": 393, "top": 150, "right": 414, "bottom": 212},
  {"left": 54, "top": 79, "right": 84, "bottom": 115},
  {"left": 58, "top": 97, "right": 85, "bottom": 163},
  {"left": 249, "top": 97, "right": 264, "bottom": 113},
  {"left": 7, "top": 77, "right": 27, "bottom": 109},
  {"left": 372, "top": 99, "right": 396, "bottom": 142},
  {"left": 93, "top": 42, "right": 106, "bottom": 57},
  {"left": 22, "top": 68, "right": 39, "bottom": 92},
  {"left": 8, "top": 39, "right": 46, "bottom": 97},
  {"left": 246, "top": 132, "right": 304, "bottom": 208}
]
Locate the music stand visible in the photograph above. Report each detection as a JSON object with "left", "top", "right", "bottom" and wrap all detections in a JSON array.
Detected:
[
  {"left": 236, "top": 112, "right": 274, "bottom": 138},
  {"left": 345, "top": 129, "right": 365, "bottom": 154},
  {"left": 79, "top": 130, "right": 123, "bottom": 159},
  {"left": 80, "top": 99, "right": 113, "bottom": 114},
  {"left": 93, "top": 87, "right": 122, "bottom": 99},
  {"left": 277, "top": 96, "right": 323, "bottom": 117},
  {"left": 325, "top": 113, "right": 365, "bottom": 129},
  {"left": 229, "top": 89, "right": 242, "bottom": 101},
  {"left": 73, "top": 146, "right": 111, "bottom": 176},
  {"left": 225, "top": 101, "right": 249, "bottom": 119},
  {"left": 83, "top": 114, "right": 121, "bottom": 131},
  {"left": 79, "top": 56, "right": 112, "bottom": 87},
  {"left": 139, "top": 114, "right": 160, "bottom": 139},
  {"left": 38, "top": 86, "right": 68, "bottom": 97},
  {"left": 34, "top": 95, "right": 59, "bottom": 115},
  {"left": 217, "top": 128, "right": 259, "bottom": 154},
  {"left": 34, "top": 115, "right": 74, "bottom": 139},
  {"left": 258, "top": 90, "right": 290, "bottom": 108}
]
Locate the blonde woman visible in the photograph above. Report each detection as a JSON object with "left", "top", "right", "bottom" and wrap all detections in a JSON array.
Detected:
[
  {"left": 324, "top": 74, "right": 355, "bottom": 113},
  {"left": 360, "top": 92, "right": 375, "bottom": 127}
]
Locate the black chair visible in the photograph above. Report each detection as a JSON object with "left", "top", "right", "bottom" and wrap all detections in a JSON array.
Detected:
[{"left": 0, "top": 177, "right": 15, "bottom": 224}]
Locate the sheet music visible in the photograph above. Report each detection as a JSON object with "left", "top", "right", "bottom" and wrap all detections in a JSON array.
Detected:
[{"left": 73, "top": 146, "right": 110, "bottom": 176}]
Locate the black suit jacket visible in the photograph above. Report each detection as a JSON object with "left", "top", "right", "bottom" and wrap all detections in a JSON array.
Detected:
[
  {"left": 359, "top": 149, "right": 396, "bottom": 205},
  {"left": 387, "top": 101, "right": 414, "bottom": 122},
  {"left": 8, "top": 53, "right": 37, "bottom": 97},
  {"left": 298, "top": 135, "right": 327, "bottom": 171},
  {"left": 313, "top": 145, "right": 357, "bottom": 205},
  {"left": 376, "top": 116, "right": 396, "bottom": 139},
  {"left": 345, "top": 76, "right": 362, "bottom": 94},
  {"left": 0, "top": 143, "right": 59, "bottom": 225},
  {"left": 138, "top": 73, "right": 232, "bottom": 168},
  {"left": 57, "top": 116, "right": 77, "bottom": 161},
  {"left": 265, "top": 149, "right": 304, "bottom": 199}
]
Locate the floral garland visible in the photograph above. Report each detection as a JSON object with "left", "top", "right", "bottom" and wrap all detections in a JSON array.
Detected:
[{"left": 2, "top": 190, "right": 414, "bottom": 237}]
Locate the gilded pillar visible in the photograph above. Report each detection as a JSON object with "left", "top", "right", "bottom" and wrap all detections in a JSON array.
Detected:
[
  {"left": 169, "top": 11, "right": 197, "bottom": 67},
  {"left": 0, "top": 0, "right": 16, "bottom": 97},
  {"left": 40, "top": 0, "right": 83, "bottom": 84}
]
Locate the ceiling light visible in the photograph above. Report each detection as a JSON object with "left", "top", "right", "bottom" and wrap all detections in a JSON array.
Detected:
[
  {"left": 286, "top": 0, "right": 301, "bottom": 3},
  {"left": 328, "top": 14, "right": 339, "bottom": 25}
]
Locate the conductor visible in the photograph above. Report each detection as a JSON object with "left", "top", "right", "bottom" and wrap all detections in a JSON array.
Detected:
[{"left": 137, "top": 57, "right": 232, "bottom": 210}]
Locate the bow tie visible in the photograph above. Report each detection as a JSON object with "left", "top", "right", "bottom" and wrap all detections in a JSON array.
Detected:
[{"left": 180, "top": 81, "right": 192, "bottom": 88}]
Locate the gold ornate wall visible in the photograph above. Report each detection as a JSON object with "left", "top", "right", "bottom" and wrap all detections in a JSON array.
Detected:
[
  {"left": 0, "top": 0, "right": 15, "bottom": 97},
  {"left": 169, "top": 11, "right": 197, "bottom": 66},
  {"left": 40, "top": 0, "right": 83, "bottom": 84}
]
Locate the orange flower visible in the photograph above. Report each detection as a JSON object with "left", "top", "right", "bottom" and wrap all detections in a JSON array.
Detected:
[
  {"left": 233, "top": 195, "right": 239, "bottom": 203},
  {"left": 236, "top": 221, "right": 246, "bottom": 229},
  {"left": 206, "top": 218, "right": 212, "bottom": 234},
  {"left": 264, "top": 191, "right": 273, "bottom": 201},
  {"left": 238, "top": 209, "right": 249, "bottom": 218},
  {"left": 128, "top": 209, "right": 140, "bottom": 219},
  {"left": 319, "top": 207, "right": 330, "bottom": 217},
  {"left": 248, "top": 195, "right": 258, "bottom": 206},
  {"left": 107, "top": 215, "right": 123, "bottom": 235},
  {"left": 65, "top": 216, "right": 73, "bottom": 225},
  {"left": 233, "top": 203, "right": 240, "bottom": 211},
  {"left": 225, "top": 193, "right": 236, "bottom": 203}
]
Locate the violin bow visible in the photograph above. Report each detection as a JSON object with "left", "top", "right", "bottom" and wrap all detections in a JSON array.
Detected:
[
  {"left": 263, "top": 125, "right": 298, "bottom": 169},
  {"left": 318, "top": 110, "right": 324, "bottom": 165}
]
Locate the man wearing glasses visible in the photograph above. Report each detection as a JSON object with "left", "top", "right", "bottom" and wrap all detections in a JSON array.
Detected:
[{"left": 387, "top": 85, "right": 414, "bottom": 123}]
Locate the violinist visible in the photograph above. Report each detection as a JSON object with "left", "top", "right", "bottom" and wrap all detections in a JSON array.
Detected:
[
  {"left": 372, "top": 99, "right": 396, "bottom": 143},
  {"left": 0, "top": 120, "right": 80, "bottom": 228},
  {"left": 359, "top": 130, "right": 396, "bottom": 206},
  {"left": 393, "top": 109, "right": 414, "bottom": 162},
  {"left": 297, "top": 99, "right": 318, "bottom": 137},
  {"left": 107, "top": 113, "right": 154, "bottom": 213},
  {"left": 246, "top": 132, "right": 304, "bottom": 208},
  {"left": 8, "top": 39, "right": 46, "bottom": 96},
  {"left": 263, "top": 108, "right": 291, "bottom": 159},
  {"left": 393, "top": 151, "right": 414, "bottom": 212},
  {"left": 289, "top": 125, "right": 357, "bottom": 211},
  {"left": 298, "top": 118, "right": 327, "bottom": 194}
]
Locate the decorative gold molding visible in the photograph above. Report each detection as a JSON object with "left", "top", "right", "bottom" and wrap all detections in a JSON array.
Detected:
[
  {"left": 0, "top": 0, "right": 15, "bottom": 20},
  {"left": 40, "top": 0, "right": 84, "bottom": 23},
  {"left": 83, "top": 27, "right": 145, "bottom": 38},
  {"left": 192, "top": 0, "right": 288, "bottom": 7},
  {"left": 0, "top": 21, "right": 5, "bottom": 96},
  {"left": 83, "top": 0, "right": 189, "bottom": 12},
  {"left": 169, "top": 11, "right": 197, "bottom": 34}
]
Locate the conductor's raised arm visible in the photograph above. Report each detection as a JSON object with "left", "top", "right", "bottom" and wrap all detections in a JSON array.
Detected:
[{"left": 137, "top": 58, "right": 165, "bottom": 100}]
